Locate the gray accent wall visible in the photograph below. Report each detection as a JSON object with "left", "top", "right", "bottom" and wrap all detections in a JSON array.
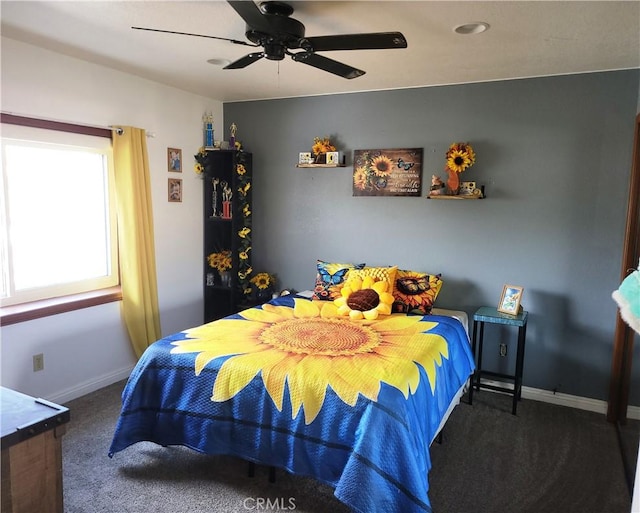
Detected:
[{"left": 225, "top": 70, "right": 639, "bottom": 405}]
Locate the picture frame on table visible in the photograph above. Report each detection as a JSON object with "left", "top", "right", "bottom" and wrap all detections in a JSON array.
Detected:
[{"left": 497, "top": 284, "right": 524, "bottom": 315}]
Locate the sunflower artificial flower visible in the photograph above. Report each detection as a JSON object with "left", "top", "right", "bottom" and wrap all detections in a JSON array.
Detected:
[{"left": 445, "top": 142, "right": 476, "bottom": 173}]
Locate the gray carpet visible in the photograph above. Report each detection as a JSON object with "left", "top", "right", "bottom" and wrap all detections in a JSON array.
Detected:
[{"left": 62, "top": 380, "right": 638, "bottom": 513}]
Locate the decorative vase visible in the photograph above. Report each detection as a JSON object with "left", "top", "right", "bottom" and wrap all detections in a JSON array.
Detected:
[
  {"left": 446, "top": 169, "right": 460, "bottom": 195},
  {"left": 256, "top": 288, "right": 272, "bottom": 303},
  {"left": 219, "top": 270, "right": 232, "bottom": 287},
  {"left": 314, "top": 153, "right": 327, "bottom": 164}
]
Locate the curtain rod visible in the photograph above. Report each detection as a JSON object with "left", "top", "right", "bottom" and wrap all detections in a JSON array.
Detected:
[{"left": 0, "top": 112, "right": 155, "bottom": 138}]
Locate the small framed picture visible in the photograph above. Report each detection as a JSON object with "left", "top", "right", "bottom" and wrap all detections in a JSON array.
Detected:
[
  {"left": 460, "top": 181, "right": 476, "bottom": 195},
  {"left": 168, "top": 178, "right": 182, "bottom": 202},
  {"left": 497, "top": 285, "right": 524, "bottom": 315},
  {"left": 326, "top": 151, "right": 339, "bottom": 164},
  {"left": 299, "top": 152, "right": 312, "bottom": 164},
  {"left": 168, "top": 148, "right": 182, "bottom": 172}
]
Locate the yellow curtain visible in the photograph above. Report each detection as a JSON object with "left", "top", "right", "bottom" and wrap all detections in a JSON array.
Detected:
[{"left": 112, "top": 127, "right": 161, "bottom": 358}]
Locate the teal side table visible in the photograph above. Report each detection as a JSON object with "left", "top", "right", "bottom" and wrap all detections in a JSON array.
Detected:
[{"left": 468, "top": 306, "right": 529, "bottom": 415}]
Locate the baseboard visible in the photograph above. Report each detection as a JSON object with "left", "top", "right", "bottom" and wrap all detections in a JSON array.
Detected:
[
  {"left": 48, "top": 369, "right": 640, "bottom": 420},
  {"left": 479, "top": 378, "right": 640, "bottom": 421},
  {"left": 47, "top": 365, "right": 134, "bottom": 405}
]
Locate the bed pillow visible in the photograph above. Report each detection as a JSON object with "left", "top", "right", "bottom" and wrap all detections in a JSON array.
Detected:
[
  {"left": 392, "top": 270, "right": 443, "bottom": 314},
  {"left": 344, "top": 266, "right": 398, "bottom": 296},
  {"left": 312, "top": 260, "right": 366, "bottom": 301}
]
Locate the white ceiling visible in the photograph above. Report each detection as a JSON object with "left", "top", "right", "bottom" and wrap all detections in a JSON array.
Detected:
[{"left": 1, "top": 1, "right": 639, "bottom": 103}]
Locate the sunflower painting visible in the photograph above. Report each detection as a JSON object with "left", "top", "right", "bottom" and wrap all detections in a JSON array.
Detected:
[
  {"left": 171, "top": 297, "right": 449, "bottom": 424},
  {"left": 353, "top": 148, "right": 423, "bottom": 196}
]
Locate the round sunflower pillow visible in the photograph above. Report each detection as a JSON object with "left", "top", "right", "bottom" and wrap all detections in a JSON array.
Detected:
[{"left": 334, "top": 275, "right": 394, "bottom": 320}]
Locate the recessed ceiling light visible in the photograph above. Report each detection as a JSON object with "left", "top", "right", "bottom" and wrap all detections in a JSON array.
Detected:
[
  {"left": 454, "top": 22, "right": 490, "bottom": 35},
  {"left": 207, "top": 58, "right": 231, "bottom": 67}
]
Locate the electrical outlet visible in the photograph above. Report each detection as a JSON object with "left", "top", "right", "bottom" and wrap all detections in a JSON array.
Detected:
[
  {"left": 499, "top": 344, "right": 507, "bottom": 357},
  {"left": 33, "top": 353, "right": 44, "bottom": 372}
]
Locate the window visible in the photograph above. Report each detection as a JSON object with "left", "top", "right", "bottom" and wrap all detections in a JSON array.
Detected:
[{"left": 1, "top": 121, "right": 119, "bottom": 310}]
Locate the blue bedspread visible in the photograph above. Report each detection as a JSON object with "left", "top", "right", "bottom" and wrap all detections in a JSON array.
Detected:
[{"left": 109, "top": 295, "right": 474, "bottom": 513}]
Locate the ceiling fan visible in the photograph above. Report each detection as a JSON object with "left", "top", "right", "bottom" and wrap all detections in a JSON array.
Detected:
[{"left": 132, "top": 0, "right": 407, "bottom": 79}]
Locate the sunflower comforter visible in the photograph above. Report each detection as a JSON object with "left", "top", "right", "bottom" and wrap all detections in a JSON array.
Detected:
[{"left": 109, "top": 295, "right": 474, "bottom": 513}]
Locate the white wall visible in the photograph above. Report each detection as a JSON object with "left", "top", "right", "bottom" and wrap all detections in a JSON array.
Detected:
[{"left": 0, "top": 37, "right": 222, "bottom": 403}]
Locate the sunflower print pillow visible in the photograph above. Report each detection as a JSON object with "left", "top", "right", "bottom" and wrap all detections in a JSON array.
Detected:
[
  {"left": 392, "top": 270, "right": 443, "bottom": 315},
  {"left": 344, "top": 266, "right": 398, "bottom": 300}
]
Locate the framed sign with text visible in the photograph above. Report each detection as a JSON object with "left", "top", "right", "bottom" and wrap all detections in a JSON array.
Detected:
[{"left": 353, "top": 148, "right": 423, "bottom": 197}]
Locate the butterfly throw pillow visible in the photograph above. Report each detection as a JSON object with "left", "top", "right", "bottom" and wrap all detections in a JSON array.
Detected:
[
  {"left": 312, "top": 260, "right": 366, "bottom": 301},
  {"left": 392, "top": 270, "right": 443, "bottom": 314}
]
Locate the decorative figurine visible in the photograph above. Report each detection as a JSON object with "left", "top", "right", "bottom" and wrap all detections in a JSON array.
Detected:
[
  {"left": 221, "top": 181, "right": 233, "bottom": 219},
  {"left": 203, "top": 112, "right": 215, "bottom": 149},
  {"left": 429, "top": 175, "right": 446, "bottom": 196},
  {"left": 211, "top": 177, "right": 219, "bottom": 217},
  {"left": 229, "top": 122, "right": 238, "bottom": 148}
]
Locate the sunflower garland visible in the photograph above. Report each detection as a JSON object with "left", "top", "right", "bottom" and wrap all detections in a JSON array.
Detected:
[
  {"left": 235, "top": 151, "right": 253, "bottom": 295},
  {"left": 194, "top": 147, "right": 207, "bottom": 175}
]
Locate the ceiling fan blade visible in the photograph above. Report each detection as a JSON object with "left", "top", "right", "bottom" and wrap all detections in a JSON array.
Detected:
[
  {"left": 131, "top": 26, "right": 256, "bottom": 47},
  {"left": 292, "top": 53, "right": 365, "bottom": 80},
  {"left": 224, "top": 52, "right": 265, "bottom": 69},
  {"left": 304, "top": 32, "right": 407, "bottom": 52},
  {"left": 227, "top": 1, "right": 273, "bottom": 33}
]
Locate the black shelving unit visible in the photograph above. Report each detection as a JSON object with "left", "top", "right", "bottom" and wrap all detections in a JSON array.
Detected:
[{"left": 199, "top": 150, "right": 252, "bottom": 323}]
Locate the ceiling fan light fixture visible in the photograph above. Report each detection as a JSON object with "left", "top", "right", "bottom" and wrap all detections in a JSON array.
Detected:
[
  {"left": 454, "top": 22, "right": 490, "bottom": 35},
  {"left": 263, "top": 42, "right": 286, "bottom": 60}
]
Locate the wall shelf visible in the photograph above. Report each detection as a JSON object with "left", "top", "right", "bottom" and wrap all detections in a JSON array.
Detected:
[
  {"left": 427, "top": 194, "right": 484, "bottom": 200},
  {"left": 296, "top": 163, "right": 346, "bottom": 168}
]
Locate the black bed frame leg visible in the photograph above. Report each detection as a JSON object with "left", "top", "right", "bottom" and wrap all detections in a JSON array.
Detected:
[{"left": 247, "top": 462, "right": 275, "bottom": 482}]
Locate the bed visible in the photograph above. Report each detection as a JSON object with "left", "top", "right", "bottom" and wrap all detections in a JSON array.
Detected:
[{"left": 109, "top": 293, "right": 474, "bottom": 513}]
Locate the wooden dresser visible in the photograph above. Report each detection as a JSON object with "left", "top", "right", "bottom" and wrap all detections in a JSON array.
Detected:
[{"left": 1, "top": 387, "right": 70, "bottom": 513}]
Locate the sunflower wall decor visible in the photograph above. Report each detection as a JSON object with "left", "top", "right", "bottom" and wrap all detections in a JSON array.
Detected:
[{"left": 353, "top": 148, "right": 423, "bottom": 197}]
